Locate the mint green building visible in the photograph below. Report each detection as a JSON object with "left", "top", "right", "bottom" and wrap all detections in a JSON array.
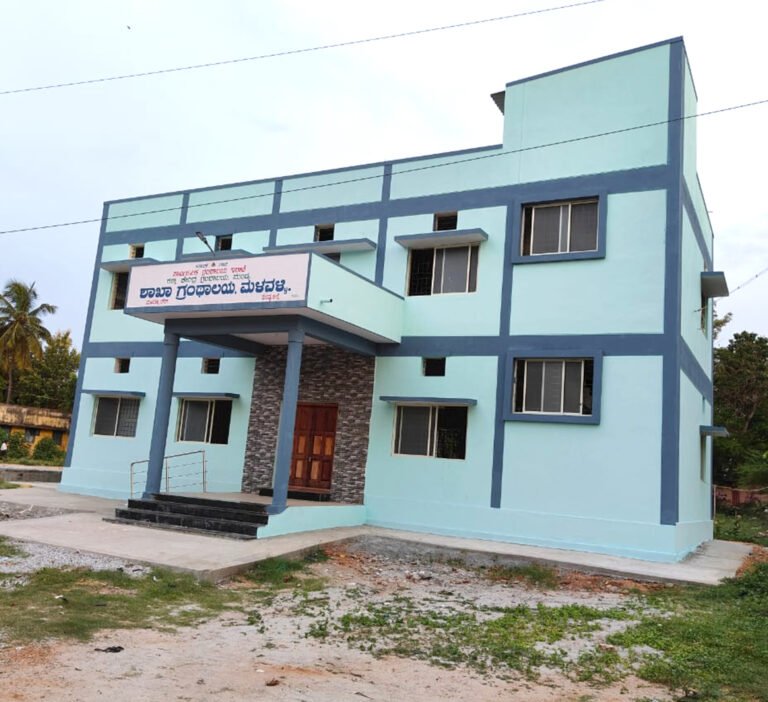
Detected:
[{"left": 62, "top": 38, "right": 728, "bottom": 561}]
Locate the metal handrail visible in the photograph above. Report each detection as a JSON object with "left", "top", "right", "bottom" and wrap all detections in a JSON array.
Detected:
[{"left": 129, "top": 449, "right": 207, "bottom": 497}]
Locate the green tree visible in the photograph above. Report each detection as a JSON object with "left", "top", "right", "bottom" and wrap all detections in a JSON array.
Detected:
[
  {"left": 713, "top": 331, "right": 768, "bottom": 485},
  {"left": 0, "top": 280, "right": 57, "bottom": 403},
  {"left": 14, "top": 331, "right": 80, "bottom": 412}
]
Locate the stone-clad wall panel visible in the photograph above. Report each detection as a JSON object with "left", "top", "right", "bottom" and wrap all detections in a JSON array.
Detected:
[{"left": 242, "top": 346, "right": 374, "bottom": 504}]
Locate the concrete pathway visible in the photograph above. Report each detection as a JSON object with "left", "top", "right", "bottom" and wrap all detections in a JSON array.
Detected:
[{"left": 0, "top": 483, "right": 755, "bottom": 584}]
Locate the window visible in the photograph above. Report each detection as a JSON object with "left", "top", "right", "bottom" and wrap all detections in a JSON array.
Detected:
[
  {"left": 522, "top": 199, "right": 598, "bottom": 256},
  {"left": 407, "top": 245, "right": 478, "bottom": 296},
  {"left": 110, "top": 272, "right": 129, "bottom": 310},
  {"left": 24, "top": 428, "right": 39, "bottom": 443},
  {"left": 314, "top": 224, "right": 335, "bottom": 242},
  {"left": 52, "top": 430, "right": 64, "bottom": 446},
  {"left": 700, "top": 295, "right": 708, "bottom": 333},
  {"left": 130, "top": 244, "right": 145, "bottom": 259},
  {"left": 514, "top": 359, "right": 593, "bottom": 416},
  {"left": 93, "top": 397, "right": 140, "bottom": 437},
  {"left": 177, "top": 399, "right": 232, "bottom": 444},
  {"left": 115, "top": 358, "right": 131, "bottom": 374},
  {"left": 423, "top": 357, "right": 446, "bottom": 376},
  {"left": 433, "top": 212, "right": 458, "bottom": 231},
  {"left": 202, "top": 358, "right": 220, "bottom": 374},
  {"left": 394, "top": 405, "right": 467, "bottom": 459},
  {"left": 215, "top": 235, "right": 233, "bottom": 252}
]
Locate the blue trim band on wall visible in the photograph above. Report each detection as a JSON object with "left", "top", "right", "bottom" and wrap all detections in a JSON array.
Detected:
[
  {"left": 659, "top": 39, "right": 685, "bottom": 527},
  {"left": 375, "top": 164, "right": 392, "bottom": 286},
  {"left": 681, "top": 183, "right": 712, "bottom": 271},
  {"left": 490, "top": 204, "right": 517, "bottom": 508},
  {"left": 501, "top": 348, "right": 604, "bottom": 425},
  {"left": 98, "top": 166, "right": 669, "bottom": 246},
  {"left": 65, "top": 202, "right": 109, "bottom": 468},
  {"left": 680, "top": 338, "right": 713, "bottom": 402},
  {"left": 269, "top": 178, "right": 283, "bottom": 248},
  {"left": 504, "top": 37, "right": 683, "bottom": 89},
  {"left": 82, "top": 340, "right": 254, "bottom": 358}
]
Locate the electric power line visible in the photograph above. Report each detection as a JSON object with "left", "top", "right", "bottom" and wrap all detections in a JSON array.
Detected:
[
  {"left": 1, "top": 95, "right": 768, "bottom": 236},
  {"left": 0, "top": 0, "right": 605, "bottom": 96},
  {"left": 729, "top": 266, "right": 768, "bottom": 296}
]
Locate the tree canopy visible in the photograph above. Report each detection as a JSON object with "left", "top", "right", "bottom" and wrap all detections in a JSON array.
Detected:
[
  {"left": 713, "top": 331, "right": 768, "bottom": 486},
  {"left": 0, "top": 280, "right": 58, "bottom": 404},
  {"left": 12, "top": 331, "right": 80, "bottom": 412}
]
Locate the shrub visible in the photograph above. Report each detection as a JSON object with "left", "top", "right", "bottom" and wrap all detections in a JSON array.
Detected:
[
  {"left": 32, "top": 437, "right": 65, "bottom": 464},
  {"left": 6, "top": 431, "right": 30, "bottom": 461}
]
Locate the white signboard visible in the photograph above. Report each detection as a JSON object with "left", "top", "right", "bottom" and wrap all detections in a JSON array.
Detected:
[{"left": 126, "top": 254, "right": 309, "bottom": 310}]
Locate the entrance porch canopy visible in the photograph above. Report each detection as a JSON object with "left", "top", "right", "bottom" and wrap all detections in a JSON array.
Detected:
[
  {"left": 122, "top": 252, "right": 403, "bottom": 515},
  {"left": 124, "top": 252, "right": 403, "bottom": 352}
]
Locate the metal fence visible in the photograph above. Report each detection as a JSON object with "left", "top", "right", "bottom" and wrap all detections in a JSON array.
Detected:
[{"left": 129, "top": 450, "right": 207, "bottom": 498}]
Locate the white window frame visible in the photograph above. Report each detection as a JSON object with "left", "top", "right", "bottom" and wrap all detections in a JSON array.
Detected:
[
  {"left": 513, "top": 358, "right": 593, "bottom": 416},
  {"left": 523, "top": 199, "right": 598, "bottom": 256},
  {"left": 393, "top": 405, "right": 467, "bottom": 459},
  {"left": 407, "top": 244, "right": 478, "bottom": 296}
]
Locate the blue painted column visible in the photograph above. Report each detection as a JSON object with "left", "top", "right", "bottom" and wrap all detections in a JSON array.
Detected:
[
  {"left": 143, "top": 331, "right": 180, "bottom": 498},
  {"left": 269, "top": 328, "right": 304, "bottom": 515}
]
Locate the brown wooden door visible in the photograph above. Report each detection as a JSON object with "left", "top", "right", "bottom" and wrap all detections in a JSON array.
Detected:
[{"left": 290, "top": 403, "right": 337, "bottom": 491}]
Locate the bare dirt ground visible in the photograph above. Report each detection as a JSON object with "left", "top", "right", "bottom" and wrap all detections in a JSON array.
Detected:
[{"left": 0, "top": 537, "right": 674, "bottom": 702}]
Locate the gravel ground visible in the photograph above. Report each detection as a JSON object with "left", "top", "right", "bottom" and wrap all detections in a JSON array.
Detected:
[{"left": 0, "top": 499, "right": 152, "bottom": 586}]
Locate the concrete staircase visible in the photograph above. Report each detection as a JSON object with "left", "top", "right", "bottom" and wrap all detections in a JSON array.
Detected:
[{"left": 112, "top": 493, "right": 269, "bottom": 539}]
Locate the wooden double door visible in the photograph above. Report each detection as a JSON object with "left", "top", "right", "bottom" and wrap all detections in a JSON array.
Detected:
[{"left": 289, "top": 403, "right": 338, "bottom": 492}]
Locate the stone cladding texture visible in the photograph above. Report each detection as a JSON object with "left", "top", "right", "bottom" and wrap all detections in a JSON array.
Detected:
[{"left": 241, "top": 346, "right": 374, "bottom": 504}]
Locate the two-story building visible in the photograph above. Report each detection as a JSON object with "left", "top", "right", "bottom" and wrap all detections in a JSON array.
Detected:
[{"left": 62, "top": 37, "right": 728, "bottom": 562}]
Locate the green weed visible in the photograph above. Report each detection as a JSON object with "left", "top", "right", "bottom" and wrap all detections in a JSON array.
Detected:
[
  {"left": 715, "top": 504, "right": 768, "bottom": 546},
  {"left": 0, "top": 536, "right": 24, "bottom": 558},
  {"left": 0, "top": 567, "right": 235, "bottom": 643},
  {"left": 610, "top": 562, "right": 768, "bottom": 701},
  {"left": 484, "top": 562, "right": 561, "bottom": 589}
]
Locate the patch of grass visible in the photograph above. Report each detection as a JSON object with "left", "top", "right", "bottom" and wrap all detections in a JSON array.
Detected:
[
  {"left": 0, "top": 567, "right": 236, "bottom": 644},
  {"left": 241, "top": 550, "right": 327, "bottom": 593},
  {"left": 484, "top": 562, "right": 561, "bottom": 589},
  {"left": 714, "top": 504, "right": 768, "bottom": 546},
  {"left": 610, "top": 562, "right": 768, "bottom": 701},
  {"left": 0, "top": 480, "right": 21, "bottom": 489},
  {"left": 13, "top": 457, "right": 64, "bottom": 467},
  {"left": 338, "top": 596, "right": 630, "bottom": 676},
  {"left": 0, "top": 536, "right": 24, "bottom": 558}
]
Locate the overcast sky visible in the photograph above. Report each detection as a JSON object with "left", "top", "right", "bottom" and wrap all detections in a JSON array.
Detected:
[{"left": 1, "top": 0, "right": 765, "bottom": 349}]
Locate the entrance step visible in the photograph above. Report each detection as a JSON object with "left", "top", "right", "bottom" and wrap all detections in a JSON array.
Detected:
[
  {"left": 258, "top": 487, "right": 331, "bottom": 502},
  {"left": 112, "top": 493, "right": 268, "bottom": 539}
]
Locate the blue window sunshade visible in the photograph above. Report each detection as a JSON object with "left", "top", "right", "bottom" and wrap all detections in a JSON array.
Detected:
[
  {"left": 701, "top": 272, "right": 729, "bottom": 299},
  {"left": 82, "top": 389, "right": 146, "bottom": 398},
  {"left": 379, "top": 396, "right": 477, "bottom": 407},
  {"left": 395, "top": 229, "right": 488, "bottom": 249},
  {"left": 263, "top": 238, "right": 377, "bottom": 255},
  {"left": 700, "top": 425, "right": 729, "bottom": 438}
]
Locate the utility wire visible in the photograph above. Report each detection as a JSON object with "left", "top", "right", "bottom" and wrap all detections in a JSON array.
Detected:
[
  {"left": 2, "top": 95, "right": 768, "bottom": 236},
  {"left": 0, "top": 0, "right": 604, "bottom": 96},
  {"left": 729, "top": 266, "right": 768, "bottom": 296}
]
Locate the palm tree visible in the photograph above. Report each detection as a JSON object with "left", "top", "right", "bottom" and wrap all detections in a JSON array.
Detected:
[{"left": 0, "top": 280, "right": 57, "bottom": 403}]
